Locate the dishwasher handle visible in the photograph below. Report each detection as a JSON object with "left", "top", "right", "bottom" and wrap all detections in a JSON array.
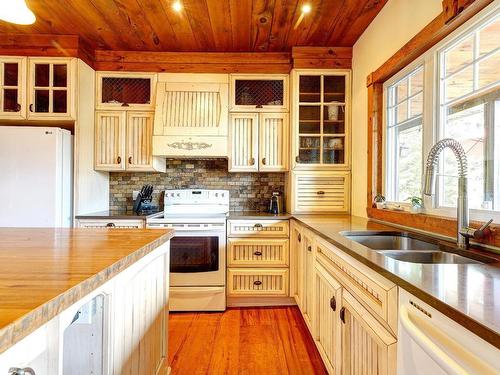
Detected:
[{"left": 400, "top": 306, "right": 480, "bottom": 375}]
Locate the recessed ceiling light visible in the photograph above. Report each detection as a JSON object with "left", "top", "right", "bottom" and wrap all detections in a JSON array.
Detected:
[
  {"left": 172, "top": 1, "right": 183, "bottom": 12},
  {"left": 0, "top": 0, "right": 36, "bottom": 25},
  {"left": 301, "top": 4, "right": 312, "bottom": 14}
]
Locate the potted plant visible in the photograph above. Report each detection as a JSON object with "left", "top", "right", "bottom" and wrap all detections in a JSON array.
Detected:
[
  {"left": 407, "top": 196, "right": 423, "bottom": 213},
  {"left": 374, "top": 194, "right": 386, "bottom": 209}
]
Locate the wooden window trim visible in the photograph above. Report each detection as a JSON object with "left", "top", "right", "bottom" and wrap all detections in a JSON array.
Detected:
[{"left": 366, "top": 0, "right": 500, "bottom": 247}]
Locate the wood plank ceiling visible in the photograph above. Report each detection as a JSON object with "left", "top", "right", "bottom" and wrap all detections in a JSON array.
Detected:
[{"left": 0, "top": 0, "right": 388, "bottom": 52}]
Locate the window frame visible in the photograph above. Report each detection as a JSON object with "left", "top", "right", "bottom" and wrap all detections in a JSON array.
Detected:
[{"left": 382, "top": 3, "right": 500, "bottom": 222}]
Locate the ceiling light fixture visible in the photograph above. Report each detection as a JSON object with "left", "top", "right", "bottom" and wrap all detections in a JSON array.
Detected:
[
  {"left": 301, "top": 4, "right": 312, "bottom": 14},
  {"left": 172, "top": 1, "right": 183, "bottom": 12},
  {"left": 0, "top": 0, "right": 36, "bottom": 25}
]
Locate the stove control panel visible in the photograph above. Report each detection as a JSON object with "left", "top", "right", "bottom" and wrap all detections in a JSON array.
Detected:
[{"left": 164, "top": 189, "right": 230, "bottom": 208}]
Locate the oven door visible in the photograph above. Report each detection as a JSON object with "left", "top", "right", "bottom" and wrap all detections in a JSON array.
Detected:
[{"left": 167, "top": 226, "right": 226, "bottom": 287}]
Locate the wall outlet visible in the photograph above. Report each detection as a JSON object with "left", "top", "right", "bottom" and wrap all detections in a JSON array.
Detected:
[{"left": 132, "top": 190, "right": 140, "bottom": 200}]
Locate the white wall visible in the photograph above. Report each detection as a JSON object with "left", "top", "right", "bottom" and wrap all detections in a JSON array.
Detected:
[
  {"left": 351, "top": 0, "right": 442, "bottom": 217},
  {"left": 74, "top": 60, "right": 109, "bottom": 215}
]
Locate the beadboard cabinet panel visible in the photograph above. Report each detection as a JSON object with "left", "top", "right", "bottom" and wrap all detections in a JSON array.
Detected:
[
  {"left": 227, "top": 268, "right": 289, "bottom": 297},
  {"left": 229, "top": 113, "right": 259, "bottom": 172},
  {"left": 228, "top": 220, "right": 289, "bottom": 237},
  {"left": 292, "top": 171, "right": 350, "bottom": 213},
  {"left": 126, "top": 111, "right": 159, "bottom": 172},
  {"left": 95, "top": 111, "right": 126, "bottom": 171},
  {"left": 228, "top": 238, "right": 289, "bottom": 267},
  {"left": 341, "top": 291, "right": 397, "bottom": 375},
  {"left": 314, "top": 261, "right": 342, "bottom": 375},
  {"left": 259, "top": 113, "right": 289, "bottom": 172}
]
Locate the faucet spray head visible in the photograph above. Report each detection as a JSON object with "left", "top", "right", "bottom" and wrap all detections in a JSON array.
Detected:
[{"left": 423, "top": 166, "right": 436, "bottom": 196}]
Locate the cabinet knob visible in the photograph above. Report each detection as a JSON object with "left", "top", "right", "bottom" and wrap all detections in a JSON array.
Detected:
[
  {"left": 128, "top": 156, "right": 132, "bottom": 164},
  {"left": 295, "top": 156, "right": 300, "bottom": 163},
  {"left": 250, "top": 157, "right": 255, "bottom": 166},
  {"left": 316, "top": 191, "right": 325, "bottom": 195},
  {"left": 106, "top": 223, "right": 116, "bottom": 227},
  {"left": 29, "top": 104, "right": 34, "bottom": 112},
  {"left": 256, "top": 104, "right": 263, "bottom": 109},
  {"left": 340, "top": 307, "right": 346, "bottom": 323},
  {"left": 254, "top": 223, "right": 263, "bottom": 228},
  {"left": 117, "top": 156, "right": 121, "bottom": 164},
  {"left": 253, "top": 280, "right": 262, "bottom": 286},
  {"left": 15, "top": 103, "right": 21, "bottom": 112},
  {"left": 330, "top": 296, "right": 336, "bottom": 311},
  {"left": 254, "top": 251, "right": 263, "bottom": 256},
  {"left": 9, "top": 368, "right": 36, "bottom": 375},
  {"left": 121, "top": 102, "right": 130, "bottom": 107},
  {"left": 307, "top": 245, "right": 312, "bottom": 252},
  {"left": 298, "top": 233, "right": 301, "bottom": 242},
  {"left": 262, "top": 157, "right": 266, "bottom": 165}
]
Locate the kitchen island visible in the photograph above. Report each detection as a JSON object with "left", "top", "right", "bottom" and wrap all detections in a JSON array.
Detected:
[{"left": 0, "top": 228, "right": 173, "bottom": 375}]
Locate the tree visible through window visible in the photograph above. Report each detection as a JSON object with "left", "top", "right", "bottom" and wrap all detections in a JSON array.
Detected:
[{"left": 386, "top": 67, "right": 424, "bottom": 202}]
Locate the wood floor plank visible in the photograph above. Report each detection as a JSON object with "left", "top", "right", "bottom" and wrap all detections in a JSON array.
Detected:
[{"left": 168, "top": 306, "right": 328, "bottom": 375}]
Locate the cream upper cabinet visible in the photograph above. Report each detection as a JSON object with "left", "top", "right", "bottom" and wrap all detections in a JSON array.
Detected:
[
  {"left": 229, "top": 112, "right": 288, "bottom": 172},
  {"left": 229, "top": 113, "right": 259, "bottom": 172},
  {"left": 259, "top": 113, "right": 289, "bottom": 171},
  {"left": 314, "top": 261, "right": 342, "bottom": 375},
  {"left": 291, "top": 171, "right": 350, "bottom": 213},
  {"left": 96, "top": 72, "right": 156, "bottom": 110},
  {"left": 95, "top": 111, "right": 126, "bottom": 171},
  {"left": 230, "top": 74, "right": 289, "bottom": 112},
  {"left": 95, "top": 110, "right": 165, "bottom": 172},
  {"left": 341, "top": 291, "right": 397, "bottom": 375},
  {"left": 0, "top": 57, "right": 26, "bottom": 120},
  {"left": 291, "top": 69, "right": 350, "bottom": 169},
  {"left": 27, "top": 57, "right": 76, "bottom": 120}
]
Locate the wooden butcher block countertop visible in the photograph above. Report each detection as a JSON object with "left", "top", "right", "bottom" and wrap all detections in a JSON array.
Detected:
[{"left": 0, "top": 227, "right": 174, "bottom": 354}]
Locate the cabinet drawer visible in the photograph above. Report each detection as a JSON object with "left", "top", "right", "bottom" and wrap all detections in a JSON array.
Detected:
[
  {"left": 75, "top": 219, "right": 144, "bottom": 229},
  {"left": 228, "top": 220, "right": 289, "bottom": 237},
  {"left": 315, "top": 237, "right": 398, "bottom": 334},
  {"left": 227, "top": 269, "right": 289, "bottom": 296},
  {"left": 293, "top": 171, "right": 350, "bottom": 213},
  {"left": 228, "top": 238, "right": 289, "bottom": 267}
]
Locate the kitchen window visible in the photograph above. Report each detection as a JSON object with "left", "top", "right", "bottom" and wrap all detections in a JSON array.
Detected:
[
  {"left": 386, "top": 66, "right": 424, "bottom": 202},
  {"left": 384, "top": 4, "right": 500, "bottom": 217}
]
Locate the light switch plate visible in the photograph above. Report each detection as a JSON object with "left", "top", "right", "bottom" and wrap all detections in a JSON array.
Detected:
[{"left": 132, "top": 190, "right": 139, "bottom": 200}]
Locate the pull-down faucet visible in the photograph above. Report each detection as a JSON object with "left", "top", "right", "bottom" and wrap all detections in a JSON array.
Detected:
[{"left": 423, "top": 138, "right": 493, "bottom": 249}]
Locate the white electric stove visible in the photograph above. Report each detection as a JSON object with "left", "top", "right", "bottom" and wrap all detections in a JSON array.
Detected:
[{"left": 146, "top": 189, "right": 229, "bottom": 311}]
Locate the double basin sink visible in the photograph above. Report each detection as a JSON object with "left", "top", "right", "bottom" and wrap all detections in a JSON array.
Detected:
[{"left": 342, "top": 231, "right": 497, "bottom": 265}]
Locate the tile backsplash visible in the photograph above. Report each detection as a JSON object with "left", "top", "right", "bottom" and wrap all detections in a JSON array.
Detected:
[{"left": 109, "top": 159, "right": 285, "bottom": 212}]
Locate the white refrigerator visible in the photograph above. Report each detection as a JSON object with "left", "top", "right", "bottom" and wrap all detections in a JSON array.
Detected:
[{"left": 0, "top": 126, "right": 73, "bottom": 227}]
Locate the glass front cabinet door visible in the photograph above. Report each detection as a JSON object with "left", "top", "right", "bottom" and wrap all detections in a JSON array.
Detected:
[
  {"left": 28, "top": 58, "right": 76, "bottom": 120},
  {"left": 292, "top": 70, "right": 350, "bottom": 169},
  {"left": 0, "top": 57, "right": 26, "bottom": 119}
]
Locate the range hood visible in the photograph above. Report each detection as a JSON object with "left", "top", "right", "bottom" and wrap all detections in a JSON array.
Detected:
[{"left": 152, "top": 74, "right": 229, "bottom": 158}]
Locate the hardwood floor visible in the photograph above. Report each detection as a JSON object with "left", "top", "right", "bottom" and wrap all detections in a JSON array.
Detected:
[{"left": 168, "top": 306, "right": 328, "bottom": 374}]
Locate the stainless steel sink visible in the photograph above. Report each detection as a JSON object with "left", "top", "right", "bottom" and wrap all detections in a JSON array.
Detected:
[
  {"left": 377, "top": 250, "right": 483, "bottom": 264},
  {"left": 342, "top": 231, "right": 497, "bottom": 264}
]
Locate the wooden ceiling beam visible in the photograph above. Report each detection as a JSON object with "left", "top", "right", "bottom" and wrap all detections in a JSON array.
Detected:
[{"left": 292, "top": 46, "right": 353, "bottom": 69}]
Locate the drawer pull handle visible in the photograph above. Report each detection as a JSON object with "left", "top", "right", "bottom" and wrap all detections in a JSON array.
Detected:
[
  {"left": 128, "top": 156, "right": 132, "bottom": 164},
  {"left": 340, "top": 307, "right": 346, "bottom": 323},
  {"left": 307, "top": 245, "right": 312, "bottom": 252},
  {"left": 262, "top": 157, "right": 266, "bottom": 165},
  {"left": 254, "top": 223, "right": 263, "bottom": 228},
  {"left": 298, "top": 233, "right": 301, "bottom": 242},
  {"left": 117, "top": 156, "right": 121, "bottom": 164},
  {"left": 253, "top": 280, "right": 262, "bottom": 286},
  {"left": 250, "top": 157, "right": 255, "bottom": 165},
  {"left": 330, "top": 296, "right": 336, "bottom": 311},
  {"left": 254, "top": 251, "right": 262, "bottom": 256},
  {"left": 317, "top": 191, "right": 325, "bottom": 195},
  {"left": 106, "top": 223, "right": 116, "bottom": 227}
]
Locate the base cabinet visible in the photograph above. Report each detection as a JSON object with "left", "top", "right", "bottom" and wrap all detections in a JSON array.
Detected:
[
  {"left": 292, "top": 219, "right": 397, "bottom": 375},
  {"left": 341, "top": 291, "right": 397, "bottom": 375},
  {"left": 314, "top": 261, "right": 342, "bottom": 375}
]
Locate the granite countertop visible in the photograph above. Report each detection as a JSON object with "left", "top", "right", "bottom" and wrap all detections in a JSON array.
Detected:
[
  {"left": 0, "top": 227, "right": 174, "bottom": 354},
  {"left": 228, "top": 211, "right": 293, "bottom": 219},
  {"left": 292, "top": 215, "right": 500, "bottom": 349},
  {"left": 75, "top": 209, "right": 162, "bottom": 220}
]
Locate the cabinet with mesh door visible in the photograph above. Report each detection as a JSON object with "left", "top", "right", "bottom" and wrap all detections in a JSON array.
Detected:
[{"left": 230, "top": 74, "right": 289, "bottom": 112}]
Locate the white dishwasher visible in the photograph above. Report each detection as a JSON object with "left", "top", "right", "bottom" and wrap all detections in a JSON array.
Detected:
[{"left": 398, "top": 289, "right": 500, "bottom": 375}]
